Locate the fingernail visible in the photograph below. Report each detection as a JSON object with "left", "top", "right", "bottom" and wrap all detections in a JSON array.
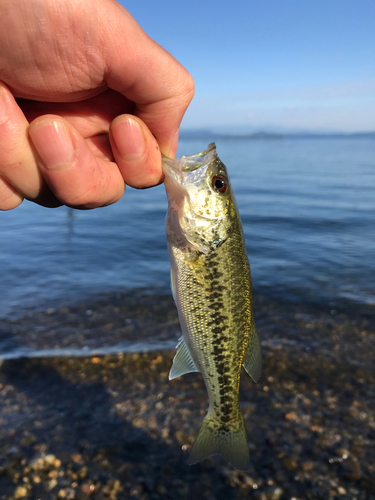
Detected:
[
  {"left": 112, "top": 117, "right": 146, "bottom": 159},
  {"left": 170, "top": 129, "right": 179, "bottom": 158},
  {"left": 29, "top": 121, "right": 74, "bottom": 169},
  {"left": 0, "top": 86, "right": 9, "bottom": 124}
]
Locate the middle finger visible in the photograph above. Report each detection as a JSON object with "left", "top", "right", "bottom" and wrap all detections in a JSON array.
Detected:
[{"left": 0, "top": 82, "right": 51, "bottom": 203}]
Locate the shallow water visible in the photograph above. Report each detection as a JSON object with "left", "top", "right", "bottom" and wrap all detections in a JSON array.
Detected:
[{"left": 1, "top": 136, "right": 374, "bottom": 357}]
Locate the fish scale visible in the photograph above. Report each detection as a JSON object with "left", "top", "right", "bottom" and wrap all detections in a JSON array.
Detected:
[{"left": 163, "top": 143, "right": 262, "bottom": 470}]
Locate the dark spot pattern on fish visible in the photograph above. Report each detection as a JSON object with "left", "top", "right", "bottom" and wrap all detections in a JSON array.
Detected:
[{"left": 164, "top": 145, "right": 257, "bottom": 467}]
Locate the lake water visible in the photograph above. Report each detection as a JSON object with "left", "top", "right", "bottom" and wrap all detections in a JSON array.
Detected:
[{"left": 1, "top": 136, "right": 374, "bottom": 332}]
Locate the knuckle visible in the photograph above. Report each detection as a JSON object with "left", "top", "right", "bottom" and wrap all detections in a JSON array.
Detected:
[
  {"left": 175, "top": 70, "right": 195, "bottom": 104},
  {"left": 60, "top": 165, "right": 123, "bottom": 209},
  {"left": 183, "top": 72, "right": 195, "bottom": 100},
  {"left": 0, "top": 123, "right": 36, "bottom": 181},
  {"left": 64, "top": 187, "right": 100, "bottom": 209},
  {"left": 0, "top": 178, "right": 23, "bottom": 210},
  {"left": 0, "top": 128, "right": 20, "bottom": 171}
]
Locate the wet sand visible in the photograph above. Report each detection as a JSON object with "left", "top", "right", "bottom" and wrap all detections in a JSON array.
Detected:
[{"left": 0, "top": 294, "right": 374, "bottom": 500}]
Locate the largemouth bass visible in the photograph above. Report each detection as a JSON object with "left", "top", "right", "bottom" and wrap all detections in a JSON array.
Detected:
[{"left": 162, "top": 143, "right": 261, "bottom": 470}]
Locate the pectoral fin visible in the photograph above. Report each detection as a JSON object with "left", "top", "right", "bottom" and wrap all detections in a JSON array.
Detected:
[
  {"left": 242, "top": 317, "right": 262, "bottom": 383},
  {"left": 169, "top": 337, "right": 199, "bottom": 380}
]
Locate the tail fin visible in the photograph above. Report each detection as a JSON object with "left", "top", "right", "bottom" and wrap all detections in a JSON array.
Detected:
[{"left": 188, "top": 415, "right": 249, "bottom": 470}]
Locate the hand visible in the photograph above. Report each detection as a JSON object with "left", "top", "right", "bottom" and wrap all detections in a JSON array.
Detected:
[{"left": 0, "top": 0, "right": 194, "bottom": 210}]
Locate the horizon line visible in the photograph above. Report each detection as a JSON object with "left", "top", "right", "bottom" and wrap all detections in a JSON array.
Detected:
[{"left": 179, "top": 128, "right": 375, "bottom": 137}]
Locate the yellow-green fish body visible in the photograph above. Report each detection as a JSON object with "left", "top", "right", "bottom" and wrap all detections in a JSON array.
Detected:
[{"left": 163, "top": 143, "right": 261, "bottom": 470}]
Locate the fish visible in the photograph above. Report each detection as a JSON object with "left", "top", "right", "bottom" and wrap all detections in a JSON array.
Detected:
[{"left": 162, "top": 143, "right": 262, "bottom": 470}]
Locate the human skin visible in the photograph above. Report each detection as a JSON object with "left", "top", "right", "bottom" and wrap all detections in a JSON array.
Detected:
[{"left": 0, "top": 0, "right": 195, "bottom": 210}]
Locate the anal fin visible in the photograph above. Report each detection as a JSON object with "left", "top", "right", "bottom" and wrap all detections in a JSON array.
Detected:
[
  {"left": 242, "top": 317, "right": 262, "bottom": 383},
  {"left": 169, "top": 337, "right": 199, "bottom": 380}
]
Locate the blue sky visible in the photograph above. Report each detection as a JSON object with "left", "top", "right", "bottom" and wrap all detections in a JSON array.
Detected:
[{"left": 123, "top": 1, "right": 375, "bottom": 132}]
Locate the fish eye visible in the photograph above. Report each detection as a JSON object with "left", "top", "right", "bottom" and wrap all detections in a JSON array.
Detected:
[{"left": 212, "top": 175, "right": 228, "bottom": 194}]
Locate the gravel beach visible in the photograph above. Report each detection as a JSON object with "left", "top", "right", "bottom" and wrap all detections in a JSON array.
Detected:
[{"left": 0, "top": 293, "right": 374, "bottom": 500}]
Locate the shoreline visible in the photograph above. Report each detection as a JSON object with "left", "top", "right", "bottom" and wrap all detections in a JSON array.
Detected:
[
  {"left": 1, "top": 289, "right": 374, "bottom": 360},
  {"left": 0, "top": 293, "right": 374, "bottom": 499}
]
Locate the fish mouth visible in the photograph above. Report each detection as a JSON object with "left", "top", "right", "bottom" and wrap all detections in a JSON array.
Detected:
[
  {"left": 162, "top": 142, "right": 217, "bottom": 179},
  {"left": 162, "top": 143, "right": 220, "bottom": 223},
  {"left": 162, "top": 142, "right": 223, "bottom": 225}
]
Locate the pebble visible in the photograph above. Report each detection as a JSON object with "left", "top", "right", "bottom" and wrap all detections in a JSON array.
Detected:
[
  {"left": 255, "top": 487, "right": 284, "bottom": 500},
  {"left": 29, "top": 453, "right": 58, "bottom": 471},
  {"left": 77, "top": 466, "right": 88, "bottom": 478},
  {"left": 335, "top": 448, "right": 349, "bottom": 459},
  {"left": 81, "top": 483, "right": 96, "bottom": 495},
  {"left": 0, "top": 298, "right": 373, "bottom": 500},
  {"left": 58, "top": 488, "right": 76, "bottom": 500},
  {"left": 14, "top": 486, "right": 28, "bottom": 498},
  {"left": 71, "top": 453, "right": 83, "bottom": 463},
  {"left": 47, "top": 478, "right": 58, "bottom": 490},
  {"left": 283, "top": 458, "right": 298, "bottom": 471},
  {"left": 285, "top": 412, "right": 300, "bottom": 422},
  {"left": 302, "top": 461, "right": 314, "bottom": 471}
]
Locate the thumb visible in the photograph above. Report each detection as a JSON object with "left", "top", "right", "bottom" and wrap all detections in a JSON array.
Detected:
[{"left": 99, "top": 3, "right": 194, "bottom": 157}]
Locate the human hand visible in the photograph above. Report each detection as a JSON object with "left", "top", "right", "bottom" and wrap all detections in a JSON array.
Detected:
[{"left": 0, "top": 0, "right": 194, "bottom": 210}]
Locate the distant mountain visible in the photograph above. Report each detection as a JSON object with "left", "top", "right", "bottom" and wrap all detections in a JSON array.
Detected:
[
  {"left": 204, "top": 124, "right": 375, "bottom": 136},
  {"left": 179, "top": 129, "right": 283, "bottom": 140},
  {"left": 220, "top": 131, "right": 283, "bottom": 140},
  {"left": 286, "top": 131, "right": 375, "bottom": 139},
  {"left": 179, "top": 128, "right": 375, "bottom": 140}
]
